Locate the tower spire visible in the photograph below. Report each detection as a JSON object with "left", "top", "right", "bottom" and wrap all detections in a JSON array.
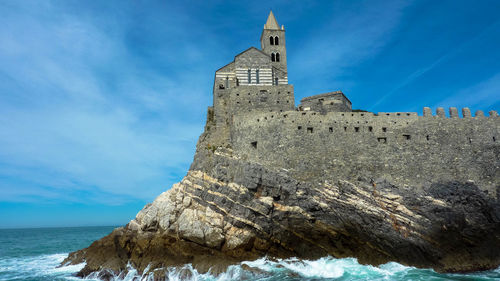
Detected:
[{"left": 264, "top": 10, "right": 280, "bottom": 30}]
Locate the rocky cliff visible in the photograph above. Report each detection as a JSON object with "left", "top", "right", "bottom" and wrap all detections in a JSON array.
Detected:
[{"left": 63, "top": 116, "right": 500, "bottom": 279}]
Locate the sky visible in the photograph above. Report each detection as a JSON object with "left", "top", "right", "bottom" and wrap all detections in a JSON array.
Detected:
[{"left": 0, "top": 0, "right": 499, "bottom": 228}]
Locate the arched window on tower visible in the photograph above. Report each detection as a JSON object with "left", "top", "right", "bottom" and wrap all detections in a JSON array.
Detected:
[
  {"left": 271, "top": 53, "right": 275, "bottom": 62},
  {"left": 247, "top": 69, "right": 251, "bottom": 84},
  {"left": 276, "top": 53, "right": 280, "bottom": 62},
  {"left": 275, "top": 36, "right": 279, "bottom": 45},
  {"left": 269, "top": 36, "right": 274, "bottom": 45},
  {"left": 256, "top": 69, "right": 260, "bottom": 84}
]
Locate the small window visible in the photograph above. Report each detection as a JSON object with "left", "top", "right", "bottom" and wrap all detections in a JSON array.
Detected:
[
  {"left": 225, "top": 76, "right": 229, "bottom": 89},
  {"left": 354, "top": 127, "right": 360, "bottom": 132},
  {"left": 377, "top": 137, "right": 387, "bottom": 143},
  {"left": 403, "top": 134, "right": 411, "bottom": 140},
  {"left": 276, "top": 100, "right": 280, "bottom": 103},
  {"left": 426, "top": 135, "right": 430, "bottom": 141},
  {"left": 271, "top": 53, "right": 275, "bottom": 62},
  {"left": 302, "top": 112, "right": 306, "bottom": 115},
  {"left": 307, "top": 127, "right": 313, "bottom": 133},
  {"left": 368, "top": 126, "right": 373, "bottom": 132},
  {"left": 397, "top": 113, "right": 401, "bottom": 116},
  {"left": 256, "top": 69, "right": 260, "bottom": 84},
  {"left": 493, "top": 136, "right": 496, "bottom": 142},
  {"left": 275, "top": 36, "right": 279, "bottom": 45},
  {"left": 275, "top": 77, "right": 279, "bottom": 85},
  {"left": 344, "top": 127, "right": 347, "bottom": 131},
  {"left": 276, "top": 53, "right": 280, "bottom": 62},
  {"left": 284, "top": 114, "right": 288, "bottom": 118},
  {"left": 329, "top": 127, "right": 333, "bottom": 132},
  {"left": 382, "top": 127, "right": 387, "bottom": 132},
  {"left": 269, "top": 36, "right": 274, "bottom": 45},
  {"left": 298, "top": 126, "right": 302, "bottom": 130},
  {"left": 251, "top": 141, "right": 257, "bottom": 148},
  {"left": 247, "top": 69, "right": 251, "bottom": 84}
]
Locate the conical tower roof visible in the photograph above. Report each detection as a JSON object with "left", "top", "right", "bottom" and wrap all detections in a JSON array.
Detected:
[{"left": 264, "top": 11, "right": 280, "bottom": 29}]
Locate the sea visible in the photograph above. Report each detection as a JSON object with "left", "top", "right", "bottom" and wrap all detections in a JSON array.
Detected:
[{"left": 0, "top": 226, "right": 499, "bottom": 281}]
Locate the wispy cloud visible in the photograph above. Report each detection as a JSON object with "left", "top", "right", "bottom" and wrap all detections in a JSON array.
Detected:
[
  {"left": 290, "top": 0, "right": 413, "bottom": 98},
  {"left": 0, "top": 1, "right": 213, "bottom": 204},
  {"left": 433, "top": 72, "right": 500, "bottom": 113},
  {"left": 370, "top": 19, "right": 500, "bottom": 110}
]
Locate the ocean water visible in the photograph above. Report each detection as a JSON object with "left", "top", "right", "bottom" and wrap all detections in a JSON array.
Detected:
[{"left": 0, "top": 226, "right": 499, "bottom": 281}]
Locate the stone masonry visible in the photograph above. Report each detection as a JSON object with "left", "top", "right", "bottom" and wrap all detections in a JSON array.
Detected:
[{"left": 207, "top": 11, "right": 500, "bottom": 196}]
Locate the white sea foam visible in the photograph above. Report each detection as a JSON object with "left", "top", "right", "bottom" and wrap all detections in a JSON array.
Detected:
[
  {"left": 0, "top": 253, "right": 87, "bottom": 281},
  {"left": 2, "top": 254, "right": 499, "bottom": 281}
]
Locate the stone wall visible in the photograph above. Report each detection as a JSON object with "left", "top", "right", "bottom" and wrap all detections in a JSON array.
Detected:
[
  {"left": 299, "top": 91, "right": 352, "bottom": 113},
  {"left": 230, "top": 108, "right": 500, "bottom": 195},
  {"left": 213, "top": 84, "right": 295, "bottom": 127}
]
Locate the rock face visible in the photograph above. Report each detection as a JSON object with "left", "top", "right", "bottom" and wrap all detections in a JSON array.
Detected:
[
  {"left": 63, "top": 119, "right": 500, "bottom": 278},
  {"left": 61, "top": 11, "right": 500, "bottom": 278}
]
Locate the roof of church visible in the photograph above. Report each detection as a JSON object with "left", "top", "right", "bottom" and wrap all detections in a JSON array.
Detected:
[{"left": 264, "top": 11, "right": 280, "bottom": 30}]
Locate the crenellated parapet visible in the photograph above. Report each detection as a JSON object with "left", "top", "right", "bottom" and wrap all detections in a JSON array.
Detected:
[
  {"left": 229, "top": 107, "right": 499, "bottom": 191},
  {"left": 422, "top": 107, "right": 498, "bottom": 118}
]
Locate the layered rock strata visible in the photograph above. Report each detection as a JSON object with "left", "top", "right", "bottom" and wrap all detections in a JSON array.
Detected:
[{"left": 63, "top": 132, "right": 500, "bottom": 278}]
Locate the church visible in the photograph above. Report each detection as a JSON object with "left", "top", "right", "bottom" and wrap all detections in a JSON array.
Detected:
[{"left": 212, "top": 11, "right": 352, "bottom": 127}]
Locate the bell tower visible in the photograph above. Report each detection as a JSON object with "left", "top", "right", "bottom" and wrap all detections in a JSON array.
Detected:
[{"left": 260, "top": 11, "right": 287, "bottom": 74}]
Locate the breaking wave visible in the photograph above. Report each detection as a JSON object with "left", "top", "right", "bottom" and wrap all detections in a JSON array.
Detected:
[{"left": 1, "top": 254, "right": 499, "bottom": 281}]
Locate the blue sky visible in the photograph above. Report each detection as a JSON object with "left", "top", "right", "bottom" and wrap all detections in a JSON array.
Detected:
[{"left": 0, "top": 0, "right": 499, "bottom": 228}]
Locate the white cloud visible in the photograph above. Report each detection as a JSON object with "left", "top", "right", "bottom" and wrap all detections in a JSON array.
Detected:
[
  {"left": 0, "top": 1, "right": 210, "bottom": 204},
  {"left": 290, "top": 0, "right": 412, "bottom": 96},
  {"left": 433, "top": 72, "right": 500, "bottom": 113}
]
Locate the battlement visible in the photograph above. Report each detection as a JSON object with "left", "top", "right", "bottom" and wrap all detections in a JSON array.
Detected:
[
  {"left": 203, "top": 11, "right": 500, "bottom": 199},
  {"left": 423, "top": 107, "right": 499, "bottom": 118},
  {"left": 228, "top": 107, "right": 498, "bottom": 191}
]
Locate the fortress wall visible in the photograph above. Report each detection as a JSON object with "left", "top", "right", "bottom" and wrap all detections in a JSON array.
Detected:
[
  {"left": 228, "top": 84, "right": 295, "bottom": 114},
  {"left": 231, "top": 110, "right": 500, "bottom": 194},
  {"left": 213, "top": 85, "right": 295, "bottom": 127}
]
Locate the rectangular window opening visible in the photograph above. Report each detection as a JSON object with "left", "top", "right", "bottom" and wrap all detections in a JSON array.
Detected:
[
  {"left": 368, "top": 126, "right": 373, "bottom": 132},
  {"left": 377, "top": 137, "right": 387, "bottom": 143},
  {"left": 382, "top": 127, "right": 387, "bottom": 132},
  {"left": 344, "top": 126, "right": 347, "bottom": 132},
  {"left": 403, "top": 134, "right": 411, "bottom": 140},
  {"left": 426, "top": 135, "right": 430, "bottom": 141},
  {"left": 329, "top": 127, "right": 333, "bottom": 133},
  {"left": 354, "top": 127, "right": 360, "bottom": 132},
  {"left": 251, "top": 141, "right": 257, "bottom": 148},
  {"left": 307, "top": 127, "right": 313, "bottom": 133},
  {"left": 298, "top": 126, "right": 302, "bottom": 130}
]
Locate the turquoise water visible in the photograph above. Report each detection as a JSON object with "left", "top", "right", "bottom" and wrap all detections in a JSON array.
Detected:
[{"left": 0, "top": 226, "right": 499, "bottom": 281}]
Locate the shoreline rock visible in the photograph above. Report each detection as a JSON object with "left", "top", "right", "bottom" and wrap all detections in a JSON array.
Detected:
[{"left": 63, "top": 164, "right": 500, "bottom": 278}]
